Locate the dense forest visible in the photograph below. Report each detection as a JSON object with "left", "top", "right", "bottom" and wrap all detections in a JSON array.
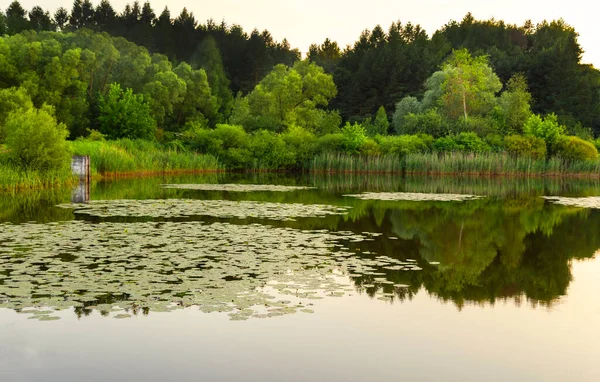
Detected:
[{"left": 1, "top": 0, "right": 600, "bottom": 177}]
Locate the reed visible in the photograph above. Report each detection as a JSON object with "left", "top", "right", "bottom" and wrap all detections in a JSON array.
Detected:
[
  {"left": 71, "top": 139, "right": 223, "bottom": 176},
  {"left": 309, "top": 152, "right": 600, "bottom": 178},
  {"left": 0, "top": 163, "right": 76, "bottom": 192}
]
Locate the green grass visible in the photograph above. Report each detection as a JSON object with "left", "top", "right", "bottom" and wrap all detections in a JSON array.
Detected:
[
  {"left": 308, "top": 152, "right": 600, "bottom": 177},
  {"left": 71, "top": 139, "right": 223, "bottom": 176},
  {"left": 309, "top": 153, "right": 403, "bottom": 174},
  {"left": 0, "top": 163, "right": 76, "bottom": 192}
]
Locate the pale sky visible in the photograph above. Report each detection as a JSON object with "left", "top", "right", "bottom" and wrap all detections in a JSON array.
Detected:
[{"left": 15, "top": 0, "right": 599, "bottom": 68}]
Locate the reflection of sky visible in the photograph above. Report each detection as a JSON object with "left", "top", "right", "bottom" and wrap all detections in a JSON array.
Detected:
[
  {"left": 2, "top": 256, "right": 599, "bottom": 382},
  {"left": 15, "top": 0, "right": 600, "bottom": 68}
]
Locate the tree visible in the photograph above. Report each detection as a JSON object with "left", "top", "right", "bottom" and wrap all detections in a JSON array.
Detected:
[
  {"left": 54, "top": 8, "right": 69, "bottom": 30},
  {"left": 0, "top": 87, "right": 34, "bottom": 141},
  {"left": 69, "top": 0, "right": 84, "bottom": 30},
  {"left": 29, "top": 6, "right": 55, "bottom": 31},
  {"left": 440, "top": 49, "right": 502, "bottom": 122},
  {"left": 393, "top": 96, "right": 421, "bottom": 133},
  {"left": 497, "top": 73, "right": 532, "bottom": 133},
  {"left": 243, "top": 61, "right": 337, "bottom": 132},
  {"left": 4, "top": 106, "right": 72, "bottom": 170},
  {"left": 5, "top": 1, "right": 29, "bottom": 35},
  {"left": 94, "top": 0, "right": 117, "bottom": 31},
  {"left": 98, "top": 83, "right": 157, "bottom": 139},
  {"left": 172, "top": 63, "right": 218, "bottom": 127},
  {"left": 371, "top": 106, "right": 389, "bottom": 135},
  {"left": 523, "top": 113, "right": 566, "bottom": 149},
  {"left": 190, "top": 36, "right": 234, "bottom": 121}
]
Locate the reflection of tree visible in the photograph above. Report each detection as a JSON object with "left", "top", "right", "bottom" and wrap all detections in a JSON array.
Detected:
[{"left": 342, "top": 198, "right": 599, "bottom": 308}]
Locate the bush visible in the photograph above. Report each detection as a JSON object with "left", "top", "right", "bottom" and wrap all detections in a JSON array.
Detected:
[
  {"left": 433, "top": 136, "right": 461, "bottom": 152},
  {"left": 504, "top": 135, "right": 547, "bottom": 159},
  {"left": 315, "top": 133, "right": 345, "bottom": 153},
  {"left": 282, "top": 125, "right": 318, "bottom": 164},
  {"left": 401, "top": 109, "right": 450, "bottom": 138},
  {"left": 4, "top": 106, "right": 72, "bottom": 171},
  {"left": 523, "top": 113, "right": 566, "bottom": 147},
  {"left": 248, "top": 130, "right": 295, "bottom": 169},
  {"left": 554, "top": 136, "right": 599, "bottom": 161},
  {"left": 377, "top": 134, "right": 431, "bottom": 156},
  {"left": 359, "top": 138, "right": 381, "bottom": 156},
  {"left": 433, "top": 133, "right": 490, "bottom": 153},
  {"left": 341, "top": 122, "right": 367, "bottom": 153}
]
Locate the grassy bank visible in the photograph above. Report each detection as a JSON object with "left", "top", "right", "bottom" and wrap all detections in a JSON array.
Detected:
[
  {"left": 309, "top": 152, "right": 600, "bottom": 177},
  {"left": 0, "top": 164, "right": 77, "bottom": 192},
  {"left": 71, "top": 139, "right": 223, "bottom": 177}
]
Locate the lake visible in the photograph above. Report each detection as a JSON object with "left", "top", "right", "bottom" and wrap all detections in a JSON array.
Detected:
[{"left": 1, "top": 174, "right": 599, "bottom": 381}]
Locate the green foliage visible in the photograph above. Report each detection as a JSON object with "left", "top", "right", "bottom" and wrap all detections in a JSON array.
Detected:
[
  {"left": 241, "top": 61, "right": 337, "bottom": 133},
  {"left": 281, "top": 126, "right": 317, "bottom": 164},
  {"left": 0, "top": 87, "right": 34, "bottom": 141},
  {"left": 433, "top": 132, "right": 490, "bottom": 153},
  {"left": 341, "top": 122, "right": 367, "bottom": 153},
  {"left": 314, "top": 133, "right": 345, "bottom": 154},
  {"left": 4, "top": 106, "right": 72, "bottom": 170},
  {"left": 440, "top": 49, "right": 502, "bottom": 121},
  {"left": 554, "top": 136, "right": 599, "bottom": 161},
  {"left": 504, "top": 135, "right": 547, "bottom": 159},
  {"left": 71, "top": 138, "right": 221, "bottom": 174},
  {"left": 523, "top": 113, "right": 566, "bottom": 147},
  {"left": 376, "top": 134, "right": 432, "bottom": 156},
  {"left": 401, "top": 109, "right": 450, "bottom": 138},
  {"left": 497, "top": 74, "right": 532, "bottom": 133},
  {"left": 248, "top": 130, "right": 296, "bottom": 170},
  {"left": 368, "top": 106, "right": 389, "bottom": 136},
  {"left": 98, "top": 83, "right": 157, "bottom": 140},
  {"left": 392, "top": 96, "right": 422, "bottom": 133}
]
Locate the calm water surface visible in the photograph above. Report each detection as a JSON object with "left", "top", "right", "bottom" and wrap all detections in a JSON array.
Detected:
[{"left": 1, "top": 174, "right": 600, "bottom": 381}]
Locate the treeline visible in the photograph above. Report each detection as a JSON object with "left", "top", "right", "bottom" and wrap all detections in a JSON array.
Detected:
[
  {"left": 1, "top": 0, "right": 600, "bottom": 179},
  {"left": 1, "top": 1, "right": 599, "bottom": 133},
  {"left": 0, "top": 0, "right": 299, "bottom": 94}
]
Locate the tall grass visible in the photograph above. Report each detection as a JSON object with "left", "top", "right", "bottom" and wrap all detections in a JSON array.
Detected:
[
  {"left": 309, "top": 153, "right": 403, "bottom": 174},
  {"left": 308, "top": 152, "right": 600, "bottom": 178},
  {"left": 0, "top": 163, "right": 76, "bottom": 192},
  {"left": 71, "top": 139, "right": 223, "bottom": 176}
]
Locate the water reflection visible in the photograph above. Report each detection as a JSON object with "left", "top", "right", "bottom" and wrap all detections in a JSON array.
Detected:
[{"left": 0, "top": 174, "right": 599, "bottom": 320}]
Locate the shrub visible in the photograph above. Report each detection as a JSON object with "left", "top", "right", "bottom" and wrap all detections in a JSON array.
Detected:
[
  {"left": 401, "top": 109, "right": 450, "bottom": 138},
  {"left": 359, "top": 138, "right": 381, "bottom": 156},
  {"left": 433, "top": 133, "right": 490, "bottom": 153},
  {"left": 377, "top": 134, "right": 431, "bottom": 156},
  {"left": 523, "top": 113, "right": 566, "bottom": 147},
  {"left": 454, "top": 132, "right": 490, "bottom": 152},
  {"left": 341, "top": 122, "right": 367, "bottom": 153},
  {"left": 248, "top": 130, "right": 295, "bottom": 169},
  {"left": 282, "top": 125, "right": 318, "bottom": 164},
  {"left": 433, "top": 136, "right": 461, "bottom": 152},
  {"left": 554, "top": 136, "right": 599, "bottom": 161},
  {"left": 4, "top": 106, "right": 72, "bottom": 170},
  {"left": 315, "top": 133, "right": 345, "bottom": 153},
  {"left": 504, "top": 135, "right": 547, "bottom": 159}
]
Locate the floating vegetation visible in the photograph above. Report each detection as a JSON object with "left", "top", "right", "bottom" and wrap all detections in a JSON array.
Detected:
[
  {"left": 58, "top": 199, "right": 349, "bottom": 221},
  {"left": 161, "top": 184, "right": 315, "bottom": 192},
  {"left": 344, "top": 192, "right": 484, "bottom": 202},
  {"left": 543, "top": 196, "right": 600, "bottom": 209},
  {"left": 0, "top": 220, "right": 418, "bottom": 321}
]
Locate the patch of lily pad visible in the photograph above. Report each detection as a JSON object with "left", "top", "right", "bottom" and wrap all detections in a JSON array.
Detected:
[
  {"left": 161, "top": 184, "right": 315, "bottom": 192},
  {"left": 57, "top": 199, "right": 349, "bottom": 221},
  {"left": 344, "top": 192, "right": 484, "bottom": 202},
  {"left": 0, "top": 219, "right": 419, "bottom": 321},
  {"left": 542, "top": 196, "right": 600, "bottom": 209}
]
